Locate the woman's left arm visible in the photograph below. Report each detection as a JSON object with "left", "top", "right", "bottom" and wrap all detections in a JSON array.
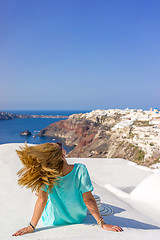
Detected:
[
  {"left": 82, "top": 191, "right": 123, "bottom": 232},
  {"left": 12, "top": 190, "right": 48, "bottom": 236}
]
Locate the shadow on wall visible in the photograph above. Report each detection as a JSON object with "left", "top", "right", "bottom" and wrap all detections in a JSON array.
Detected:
[{"left": 120, "top": 186, "right": 136, "bottom": 194}]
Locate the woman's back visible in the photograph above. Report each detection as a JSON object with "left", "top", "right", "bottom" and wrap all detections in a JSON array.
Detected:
[{"left": 41, "top": 163, "right": 94, "bottom": 226}]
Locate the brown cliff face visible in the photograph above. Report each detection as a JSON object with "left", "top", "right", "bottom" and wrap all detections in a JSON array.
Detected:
[
  {"left": 38, "top": 117, "right": 98, "bottom": 146},
  {"left": 38, "top": 114, "right": 145, "bottom": 164}
]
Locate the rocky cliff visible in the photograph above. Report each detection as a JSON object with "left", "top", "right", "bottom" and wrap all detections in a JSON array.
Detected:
[{"left": 38, "top": 111, "right": 147, "bottom": 165}]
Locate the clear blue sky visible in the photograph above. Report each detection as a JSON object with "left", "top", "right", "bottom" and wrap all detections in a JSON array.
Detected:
[{"left": 0, "top": 0, "right": 160, "bottom": 111}]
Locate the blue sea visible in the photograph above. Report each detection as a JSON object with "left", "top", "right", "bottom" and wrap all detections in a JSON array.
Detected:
[{"left": 0, "top": 110, "right": 91, "bottom": 153}]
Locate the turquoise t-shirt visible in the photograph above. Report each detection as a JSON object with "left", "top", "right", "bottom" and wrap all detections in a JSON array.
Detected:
[{"left": 41, "top": 163, "right": 94, "bottom": 226}]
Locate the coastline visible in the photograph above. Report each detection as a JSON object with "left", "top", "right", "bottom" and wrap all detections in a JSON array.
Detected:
[
  {"left": 1, "top": 108, "right": 160, "bottom": 170},
  {"left": 0, "top": 111, "right": 69, "bottom": 120}
]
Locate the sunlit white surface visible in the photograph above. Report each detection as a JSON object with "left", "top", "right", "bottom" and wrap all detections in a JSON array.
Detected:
[{"left": 0, "top": 143, "right": 160, "bottom": 240}]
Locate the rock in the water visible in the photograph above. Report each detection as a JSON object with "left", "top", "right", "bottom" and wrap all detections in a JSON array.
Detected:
[{"left": 19, "top": 130, "right": 31, "bottom": 136}]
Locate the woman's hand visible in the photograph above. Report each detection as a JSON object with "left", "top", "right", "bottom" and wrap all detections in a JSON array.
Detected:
[
  {"left": 12, "top": 225, "right": 34, "bottom": 236},
  {"left": 12, "top": 190, "right": 47, "bottom": 237},
  {"left": 101, "top": 222, "right": 123, "bottom": 232}
]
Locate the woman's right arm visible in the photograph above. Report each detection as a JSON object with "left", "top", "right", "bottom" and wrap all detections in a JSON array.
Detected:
[{"left": 12, "top": 190, "right": 48, "bottom": 236}]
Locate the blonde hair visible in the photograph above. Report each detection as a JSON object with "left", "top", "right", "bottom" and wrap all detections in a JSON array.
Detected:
[{"left": 16, "top": 142, "right": 64, "bottom": 193}]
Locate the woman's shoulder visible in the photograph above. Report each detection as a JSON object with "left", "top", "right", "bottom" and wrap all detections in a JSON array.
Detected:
[
  {"left": 76, "top": 162, "right": 86, "bottom": 168},
  {"left": 75, "top": 163, "right": 88, "bottom": 172}
]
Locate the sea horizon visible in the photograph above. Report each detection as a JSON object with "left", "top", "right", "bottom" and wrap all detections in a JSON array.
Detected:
[
  {"left": 0, "top": 107, "right": 157, "bottom": 115},
  {"left": 0, "top": 109, "right": 92, "bottom": 116}
]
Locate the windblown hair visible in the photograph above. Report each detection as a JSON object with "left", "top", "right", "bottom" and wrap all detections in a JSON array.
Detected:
[{"left": 16, "top": 142, "right": 64, "bottom": 193}]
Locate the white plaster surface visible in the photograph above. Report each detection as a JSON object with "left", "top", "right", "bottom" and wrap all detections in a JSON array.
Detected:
[
  {"left": 0, "top": 143, "right": 160, "bottom": 240},
  {"left": 130, "top": 173, "right": 160, "bottom": 210}
]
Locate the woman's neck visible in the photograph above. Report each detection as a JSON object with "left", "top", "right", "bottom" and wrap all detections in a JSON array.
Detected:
[{"left": 61, "top": 162, "right": 74, "bottom": 176}]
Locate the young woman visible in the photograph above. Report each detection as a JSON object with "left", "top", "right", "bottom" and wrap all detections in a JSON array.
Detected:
[{"left": 12, "top": 142, "right": 123, "bottom": 236}]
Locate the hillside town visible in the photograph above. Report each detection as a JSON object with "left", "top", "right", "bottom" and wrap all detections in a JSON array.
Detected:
[{"left": 80, "top": 108, "right": 160, "bottom": 168}]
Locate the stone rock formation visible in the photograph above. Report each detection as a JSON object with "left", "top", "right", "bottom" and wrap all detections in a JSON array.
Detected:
[{"left": 19, "top": 130, "right": 32, "bottom": 136}]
